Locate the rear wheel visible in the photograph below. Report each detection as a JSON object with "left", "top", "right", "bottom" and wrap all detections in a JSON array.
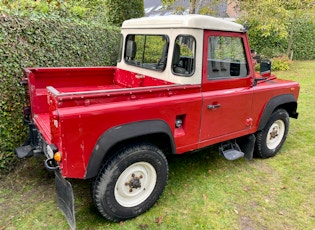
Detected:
[
  {"left": 92, "top": 143, "right": 168, "bottom": 222},
  {"left": 255, "top": 109, "right": 289, "bottom": 158}
]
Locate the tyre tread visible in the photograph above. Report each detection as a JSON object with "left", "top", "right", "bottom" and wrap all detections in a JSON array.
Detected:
[
  {"left": 92, "top": 142, "right": 168, "bottom": 222},
  {"left": 254, "top": 109, "right": 289, "bottom": 159}
]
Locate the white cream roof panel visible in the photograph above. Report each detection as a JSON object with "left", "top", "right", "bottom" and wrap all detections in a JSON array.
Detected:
[{"left": 122, "top": 14, "right": 244, "bottom": 32}]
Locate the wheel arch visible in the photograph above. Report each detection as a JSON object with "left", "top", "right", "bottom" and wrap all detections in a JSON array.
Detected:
[
  {"left": 85, "top": 120, "right": 175, "bottom": 179},
  {"left": 257, "top": 94, "right": 298, "bottom": 131}
]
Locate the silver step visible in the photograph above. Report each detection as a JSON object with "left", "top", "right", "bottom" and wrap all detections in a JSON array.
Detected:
[
  {"left": 219, "top": 141, "right": 245, "bottom": 161},
  {"left": 221, "top": 149, "right": 244, "bottom": 161}
]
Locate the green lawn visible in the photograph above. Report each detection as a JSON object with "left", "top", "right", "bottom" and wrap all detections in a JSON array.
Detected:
[{"left": 1, "top": 61, "right": 314, "bottom": 230}]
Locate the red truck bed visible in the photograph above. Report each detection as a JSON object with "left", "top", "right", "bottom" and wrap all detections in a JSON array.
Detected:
[{"left": 25, "top": 67, "right": 175, "bottom": 143}]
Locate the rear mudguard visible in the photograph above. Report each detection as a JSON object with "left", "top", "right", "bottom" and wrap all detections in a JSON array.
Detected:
[
  {"left": 85, "top": 120, "right": 175, "bottom": 179},
  {"left": 55, "top": 172, "right": 76, "bottom": 230}
]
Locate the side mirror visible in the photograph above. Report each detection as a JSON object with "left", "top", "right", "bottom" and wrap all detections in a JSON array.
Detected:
[{"left": 260, "top": 59, "right": 271, "bottom": 77}]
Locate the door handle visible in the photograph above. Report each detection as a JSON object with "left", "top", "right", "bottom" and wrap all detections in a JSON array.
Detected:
[{"left": 207, "top": 104, "right": 221, "bottom": 110}]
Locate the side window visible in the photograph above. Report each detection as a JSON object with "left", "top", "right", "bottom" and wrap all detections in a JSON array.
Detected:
[
  {"left": 207, "top": 36, "right": 248, "bottom": 79},
  {"left": 117, "top": 34, "right": 123, "bottom": 63},
  {"left": 124, "top": 34, "right": 169, "bottom": 71},
  {"left": 172, "top": 35, "right": 196, "bottom": 76}
]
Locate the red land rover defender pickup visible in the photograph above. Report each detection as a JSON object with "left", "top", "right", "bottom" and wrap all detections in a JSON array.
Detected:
[{"left": 16, "top": 15, "right": 299, "bottom": 229}]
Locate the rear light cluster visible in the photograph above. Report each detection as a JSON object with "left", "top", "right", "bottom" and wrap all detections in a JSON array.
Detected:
[{"left": 47, "top": 144, "right": 62, "bottom": 163}]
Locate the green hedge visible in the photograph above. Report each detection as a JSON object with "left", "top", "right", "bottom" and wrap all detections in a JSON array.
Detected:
[
  {"left": 248, "top": 15, "right": 315, "bottom": 60},
  {"left": 291, "top": 17, "right": 315, "bottom": 60},
  {"left": 0, "top": 14, "right": 120, "bottom": 174}
]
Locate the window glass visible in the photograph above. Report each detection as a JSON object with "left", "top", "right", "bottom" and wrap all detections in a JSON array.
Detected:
[
  {"left": 172, "top": 35, "right": 196, "bottom": 76},
  {"left": 207, "top": 36, "right": 248, "bottom": 79},
  {"left": 117, "top": 34, "right": 123, "bottom": 62},
  {"left": 124, "top": 34, "right": 169, "bottom": 71}
]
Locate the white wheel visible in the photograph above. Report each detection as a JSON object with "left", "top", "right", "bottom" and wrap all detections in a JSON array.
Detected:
[
  {"left": 114, "top": 162, "right": 157, "bottom": 207},
  {"left": 266, "top": 120, "right": 285, "bottom": 150},
  {"left": 92, "top": 143, "right": 168, "bottom": 222},
  {"left": 255, "top": 109, "right": 289, "bottom": 158}
]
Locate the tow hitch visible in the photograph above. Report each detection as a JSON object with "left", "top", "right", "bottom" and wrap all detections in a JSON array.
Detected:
[{"left": 44, "top": 158, "right": 59, "bottom": 171}]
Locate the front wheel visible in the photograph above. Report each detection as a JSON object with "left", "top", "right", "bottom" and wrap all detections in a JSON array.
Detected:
[
  {"left": 255, "top": 109, "right": 290, "bottom": 158},
  {"left": 92, "top": 143, "right": 168, "bottom": 222}
]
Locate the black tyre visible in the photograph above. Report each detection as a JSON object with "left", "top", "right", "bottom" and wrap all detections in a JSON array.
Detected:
[
  {"left": 92, "top": 143, "right": 168, "bottom": 222},
  {"left": 255, "top": 109, "right": 290, "bottom": 158}
]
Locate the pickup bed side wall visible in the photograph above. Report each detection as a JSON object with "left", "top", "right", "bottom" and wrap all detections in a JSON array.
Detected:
[
  {"left": 258, "top": 94, "right": 298, "bottom": 131},
  {"left": 26, "top": 67, "right": 117, "bottom": 115},
  {"left": 85, "top": 120, "right": 176, "bottom": 179}
]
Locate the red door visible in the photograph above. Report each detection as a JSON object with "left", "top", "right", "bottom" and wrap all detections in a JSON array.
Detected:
[{"left": 200, "top": 30, "right": 254, "bottom": 141}]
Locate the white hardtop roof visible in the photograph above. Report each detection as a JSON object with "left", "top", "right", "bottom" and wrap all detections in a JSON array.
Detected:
[{"left": 122, "top": 14, "right": 245, "bottom": 32}]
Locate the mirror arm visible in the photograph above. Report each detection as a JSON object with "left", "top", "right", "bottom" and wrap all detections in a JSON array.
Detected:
[{"left": 253, "top": 77, "right": 267, "bottom": 86}]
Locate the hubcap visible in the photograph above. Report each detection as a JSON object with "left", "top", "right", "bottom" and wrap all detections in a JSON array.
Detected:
[
  {"left": 125, "top": 173, "right": 143, "bottom": 192},
  {"left": 266, "top": 120, "right": 285, "bottom": 150},
  {"left": 115, "top": 162, "right": 157, "bottom": 207}
]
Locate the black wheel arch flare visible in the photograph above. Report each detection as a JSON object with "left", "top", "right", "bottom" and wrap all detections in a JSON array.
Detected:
[
  {"left": 258, "top": 94, "right": 298, "bottom": 131},
  {"left": 85, "top": 120, "right": 175, "bottom": 179}
]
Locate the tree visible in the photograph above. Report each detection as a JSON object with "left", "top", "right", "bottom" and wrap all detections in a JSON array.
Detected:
[
  {"left": 0, "top": 0, "right": 67, "bottom": 15},
  {"left": 0, "top": 0, "right": 107, "bottom": 22},
  {"left": 66, "top": 0, "right": 106, "bottom": 21},
  {"left": 104, "top": 0, "right": 144, "bottom": 26},
  {"left": 161, "top": 0, "right": 228, "bottom": 16},
  {"left": 282, "top": 1, "right": 315, "bottom": 57},
  {"left": 236, "top": 0, "right": 315, "bottom": 58},
  {"left": 161, "top": 0, "right": 314, "bottom": 58}
]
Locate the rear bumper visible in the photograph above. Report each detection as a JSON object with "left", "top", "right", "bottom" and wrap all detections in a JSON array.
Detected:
[
  {"left": 15, "top": 122, "right": 44, "bottom": 158},
  {"left": 15, "top": 121, "right": 51, "bottom": 158},
  {"left": 15, "top": 145, "right": 33, "bottom": 158},
  {"left": 16, "top": 121, "right": 62, "bottom": 172}
]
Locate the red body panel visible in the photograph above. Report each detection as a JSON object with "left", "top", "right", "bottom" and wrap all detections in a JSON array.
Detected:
[
  {"left": 27, "top": 67, "right": 202, "bottom": 178},
  {"left": 25, "top": 33, "right": 299, "bottom": 179}
]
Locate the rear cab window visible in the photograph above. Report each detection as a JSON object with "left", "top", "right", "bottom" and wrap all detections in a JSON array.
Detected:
[
  {"left": 124, "top": 34, "right": 169, "bottom": 71},
  {"left": 172, "top": 35, "right": 196, "bottom": 77}
]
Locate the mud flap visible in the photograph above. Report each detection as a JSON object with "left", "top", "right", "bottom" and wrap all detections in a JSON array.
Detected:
[
  {"left": 238, "top": 134, "right": 255, "bottom": 160},
  {"left": 55, "top": 171, "right": 76, "bottom": 230}
]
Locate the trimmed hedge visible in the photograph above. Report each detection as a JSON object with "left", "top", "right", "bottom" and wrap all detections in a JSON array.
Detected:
[
  {"left": 0, "top": 14, "right": 120, "bottom": 174},
  {"left": 291, "top": 17, "right": 315, "bottom": 60},
  {"left": 248, "top": 15, "right": 315, "bottom": 60}
]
